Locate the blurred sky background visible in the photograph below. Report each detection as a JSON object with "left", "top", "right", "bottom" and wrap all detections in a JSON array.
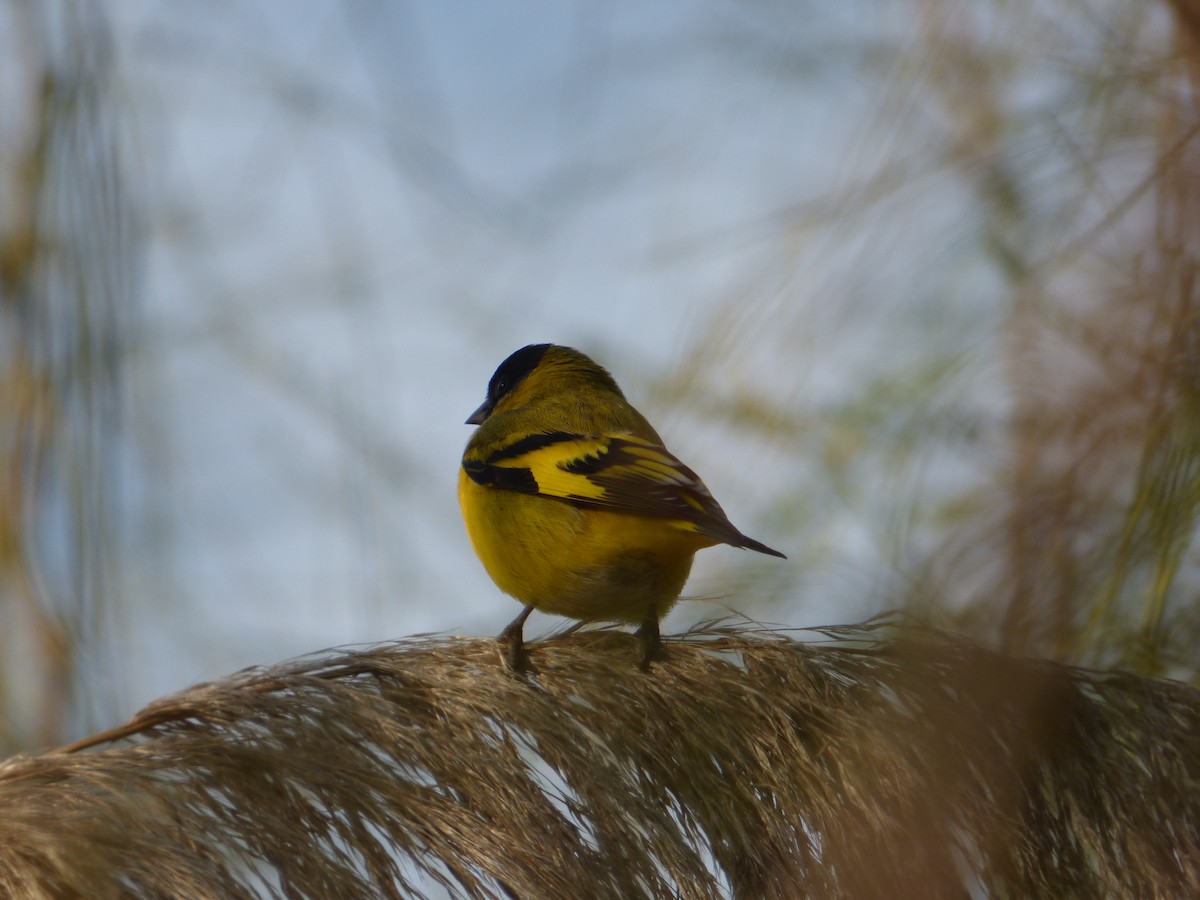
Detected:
[{"left": 3, "top": 0, "right": 1193, "bottom": 746}]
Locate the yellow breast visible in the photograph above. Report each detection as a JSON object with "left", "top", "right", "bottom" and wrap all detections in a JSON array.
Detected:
[{"left": 457, "top": 468, "right": 716, "bottom": 623}]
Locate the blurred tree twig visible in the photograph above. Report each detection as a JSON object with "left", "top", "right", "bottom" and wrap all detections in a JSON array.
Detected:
[
  {"left": 0, "top": 2, "right": 136, "bottom": 751},
  {"left": 661, "top": 0, "right": 1200, "bottom": 678}
]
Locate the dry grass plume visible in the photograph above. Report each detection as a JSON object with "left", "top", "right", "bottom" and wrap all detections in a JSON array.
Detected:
[{"left": 0, "top": 621, "right": 1197, "bottom": 898}]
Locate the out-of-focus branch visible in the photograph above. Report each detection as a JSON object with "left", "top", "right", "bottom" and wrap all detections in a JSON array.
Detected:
[{"left": 0, "top": 1, "right": 135, "bottom": 750}]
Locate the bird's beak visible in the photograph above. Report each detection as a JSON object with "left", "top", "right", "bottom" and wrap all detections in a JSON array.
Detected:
[{"left": 465, "top": 400, "right": 491, "bottom": 425}]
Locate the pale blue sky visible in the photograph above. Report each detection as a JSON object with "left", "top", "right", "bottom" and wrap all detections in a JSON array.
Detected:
[{"left": 25, "top": 0, "right": 1086, "bottom": 723}]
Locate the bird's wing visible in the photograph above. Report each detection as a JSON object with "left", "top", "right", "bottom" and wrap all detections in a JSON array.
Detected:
[{"left": 463, "top": 430, "right": 783, "bottom": 556}]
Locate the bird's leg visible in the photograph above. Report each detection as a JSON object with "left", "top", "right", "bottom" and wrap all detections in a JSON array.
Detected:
[
  {"left": 636, "top": 607, "right": 664, "bottom": 671},
  {"left": 497, "top": 604, "right": 536, "bottom": 673}
]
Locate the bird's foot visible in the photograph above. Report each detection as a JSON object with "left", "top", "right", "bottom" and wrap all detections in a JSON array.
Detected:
[
  {"left": 497, "top": 605, "right": 537, "bottom": 674},
  {"left": 636, "top": 613, "right": 665, "bottom": 671}
]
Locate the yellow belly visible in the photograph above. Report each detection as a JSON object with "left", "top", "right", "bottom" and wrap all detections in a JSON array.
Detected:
[{"left": 458, "top": 469, "right": 715, "bottom": 623}]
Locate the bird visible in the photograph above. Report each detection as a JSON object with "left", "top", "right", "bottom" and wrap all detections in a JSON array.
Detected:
[{"left": 458, "top": 343, "right": 785, "bottom": 670}]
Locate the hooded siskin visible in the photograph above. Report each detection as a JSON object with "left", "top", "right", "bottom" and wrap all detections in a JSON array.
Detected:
[{"left": 459, "top": 343, "right": 785, "bottom": 669}]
